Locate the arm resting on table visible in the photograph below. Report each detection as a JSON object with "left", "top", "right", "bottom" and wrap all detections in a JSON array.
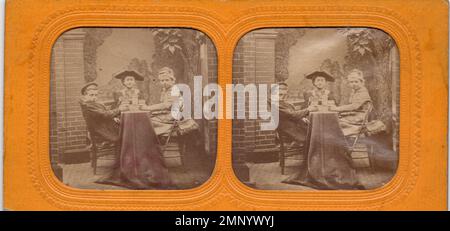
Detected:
[{"left": 86, "top": 103, "right": 120, "bottom": 119}]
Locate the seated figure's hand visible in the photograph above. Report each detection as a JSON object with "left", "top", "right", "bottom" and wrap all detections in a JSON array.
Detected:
[
  {"left": 307, "top": 105, "right": 318, "bottom": 112},
  {"left": 328, "top": 105, "right": 338, "bottom": 111},
  {"left": 118, "top": 104, "right": 129, "bottom": 112},
  {"left": 113, "top": 117, "right": 120, "bottom": 124},
  {"left": 139, "top": 105, "right": 151, "bottom": 111},
  {"left": 302, "top": 117, "right": 310, "bottom": 125}
]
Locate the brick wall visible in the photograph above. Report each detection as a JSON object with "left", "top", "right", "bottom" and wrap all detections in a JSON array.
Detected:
[
  {"left": 232, "top": 38, "right": 246, "bottom": 162},
  {"left": 253, "top": 30, "right": 278, "bottom": 152},
  {"left": 50, "top": 29, "right": 88, "bottom": 164},
  {"left": 232, "top": 30, "right": 278, "bottom": 163}
]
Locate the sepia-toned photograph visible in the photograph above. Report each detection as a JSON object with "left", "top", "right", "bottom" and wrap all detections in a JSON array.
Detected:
[
  {"left": 50, "top": 28, "right": 218, "bottom": 190},
  {"left": 232, "top": 28, "right": 399, "bottom": 190}
]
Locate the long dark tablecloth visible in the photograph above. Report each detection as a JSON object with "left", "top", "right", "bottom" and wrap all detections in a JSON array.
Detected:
[
  {"left": 96, "top": 111, "right": 173, "bottom": 189},
  {"left": 282, "top": 111, "right": 364, "bottom": 190}
]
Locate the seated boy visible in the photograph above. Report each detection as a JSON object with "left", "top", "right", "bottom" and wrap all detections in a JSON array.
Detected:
[
  {"left": 140, "top": 67, "right": 199, "bottom": 136},
  {"left": 79, "top": 82, "right": 128, "bottom": 144}
]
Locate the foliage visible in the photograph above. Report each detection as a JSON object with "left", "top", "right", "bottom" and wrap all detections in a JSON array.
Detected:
[
  {"left": 83, "top": 28, "right": 113, "bottom": 82},
  {"left": 151, "top": 29, "right": 207, "bottom": 80},
  {"left": 275, "top": 29, "right": 306, "bottom": 82},
  {"left": 340, "top": 28, "right": 398, "bottom": 132}
]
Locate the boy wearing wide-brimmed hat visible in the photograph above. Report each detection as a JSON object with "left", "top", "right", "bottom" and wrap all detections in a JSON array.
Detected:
[
  {"left": 112, "top": 70, "right": 145, "bottom": 109},
  {"left": 303, "top": 70, "right": 336, "bottom": 110}
]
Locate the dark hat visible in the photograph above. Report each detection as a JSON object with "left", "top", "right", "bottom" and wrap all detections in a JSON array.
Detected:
[
  {"left": 305, "top": 71, "right": 335, "bottom": 82},
  {"left": 80, "top": 82, "right": 98, "bottom": 95},
  {"left": 114, "top": 70, "right": 144, "bottom": 81}
]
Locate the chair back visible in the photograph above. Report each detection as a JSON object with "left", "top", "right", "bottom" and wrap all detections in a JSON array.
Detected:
[
  {"left": 79, "top": 102, "right": 104, "bottom": 147},
  {"left": 79, "top": 103, "right": 96, "bottom": 147},
  {"left": 275, "top": 128, "right": 287, "bottom": 144},
  {"left": 361, "top": 100, "right": 373, "bottom": 126},
  {"left": 349, "top": 100, "right": 373, "bottom": 148},
  {"left": 348, "top": 101, "right": 376, "bottom": 170}
]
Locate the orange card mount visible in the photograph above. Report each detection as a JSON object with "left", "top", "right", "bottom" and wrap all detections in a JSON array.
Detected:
[{"left": 3, "top": 0, "right": 448, "bottom": 210}]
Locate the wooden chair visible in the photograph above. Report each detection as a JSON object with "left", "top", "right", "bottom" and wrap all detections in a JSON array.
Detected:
[
  {"left": 80, "top": 101, "right": 119, "bottom": 175},
  {"left": 86, "top": 132, "right": 118, "bottom": 175},
  {"left": 276, "top": 130, "right": 305, "bottom": 175},
  {"left": 345, "top": 101, "right": 375, "bottom": 171},
  {"left": 158, "top": 120, "right": 187, "bottom": 168}
]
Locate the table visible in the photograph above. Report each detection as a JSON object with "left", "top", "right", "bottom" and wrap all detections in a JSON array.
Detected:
[
  {"left": 283, "top": 111, "right": 363, "bottom": 190},
  {"left": 96, "top": 111, "right": 173, "bottom": 189}
]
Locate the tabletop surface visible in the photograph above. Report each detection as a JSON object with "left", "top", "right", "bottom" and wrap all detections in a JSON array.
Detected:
[
  {"left": 309, "top": 110, "right": 338, "bottom": 114},
  {"left": 121, "top": 110, "right": 148, "bottom": 114}
]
